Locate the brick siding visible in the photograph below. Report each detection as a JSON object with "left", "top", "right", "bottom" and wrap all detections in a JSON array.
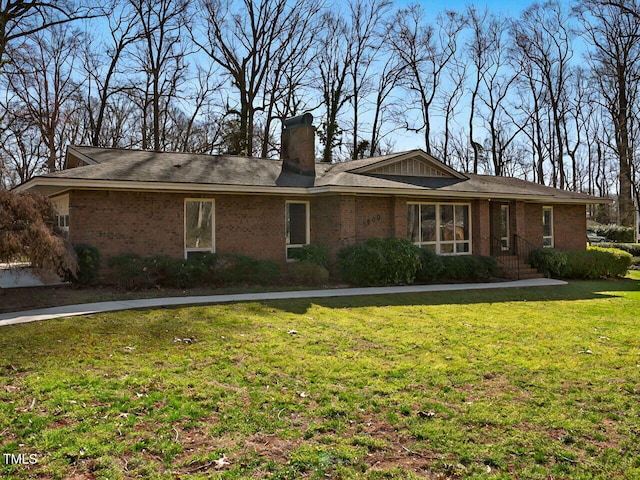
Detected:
[{"left": 68, "top": 189, "right": 588, "bottom": 273}]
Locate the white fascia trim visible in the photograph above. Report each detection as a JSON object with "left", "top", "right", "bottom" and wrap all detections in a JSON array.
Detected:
[
  {"left": 15, "top": 177, "right": 610, "bottom": 204},
  {"left": 15, "top": 178, "right": 309, "bottom": 196},
  {"left": 308, "top": 185, "right": 610, "bottom": 204}
]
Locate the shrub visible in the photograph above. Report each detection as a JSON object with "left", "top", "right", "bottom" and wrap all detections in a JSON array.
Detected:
[
  {"left": 440, "top": 255, "right": 498, "bottom": 281},
  {"left": 337, "top": 238, "right": 421, "bottom": 286},
  {"left": 528, "top": 248, "right": 568, "bottom": 278},
  {"left": 589, "top": 247, "right": 633, "bottom": 277},
  {"left": 591, "top": 224, "right": 634, "bottom": 243},
  {"left": 599, "top": 242, "right": 640, "bottom": 257},
  {"left": 107, "top": 254, "right": 154, "bottom": 289},
  {"left": 287, "top": 261, "right": 330, "bottom": 285},
  {"left": 289, "top": 244, "right": 329, "bottom": 268},
  {"left": 415, "top": 248, "right": 445, "bottom": 282},
  {"left": 106, "top": 252, "right": 280, "bottom": 289},
  {"left": 73, "top": 244, "right": 101, "bottom": 286},
  {"left": 215, "top": 253, "right": 281, "bottom": 285},
  {"left": 0, "top": 190, "right": 77, "bottom": 277}
]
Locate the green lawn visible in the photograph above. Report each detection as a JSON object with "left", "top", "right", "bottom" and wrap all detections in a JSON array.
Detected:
[{"left": 1, "top": 273, "right": 640, "bottom": 479}]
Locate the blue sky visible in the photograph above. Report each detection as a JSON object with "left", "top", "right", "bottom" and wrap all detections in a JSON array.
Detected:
[{"left": 397, "top": 0, "right": 531, "bottom": 17}]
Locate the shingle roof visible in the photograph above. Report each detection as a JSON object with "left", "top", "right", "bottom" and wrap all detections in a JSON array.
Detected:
[{"left": 19, "top": 145, "right": 607, "bottom": 204}]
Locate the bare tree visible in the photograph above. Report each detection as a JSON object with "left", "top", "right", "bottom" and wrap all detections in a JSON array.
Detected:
[
  {"left": 466, "top": 6, "right": 490, "bottom": 174},
  {"left": 315, "top": 11, "right": 352, "bottom": 162},
  {"left": 128, "top": 0, "right": 190, "bottom": 152},
  {"left": 345, "top": 0, "right": 392, "bottom": 160},
  {"left": 576, "top": 0, "right": 640, "bottom": 226},
  {"left": 368, "top": 53, "right": 403, "bottom": 158},
  {"left": 3, "top": 25, "right": 84, "bottom": 172},
  {"left": 388, "top": 5, "right": 465, "bottom": 155},
  {"left": 510, "top": 1, "right": 575, "bottom": 188},
  {"left": 196, "top": 0, "right": 321, "bottom": 158},
  {"left": 0, "top": 0, "right": 109, "bottom": 64},
  {"left": 82, "top": 0, "right": 141, "bottom": 147}
]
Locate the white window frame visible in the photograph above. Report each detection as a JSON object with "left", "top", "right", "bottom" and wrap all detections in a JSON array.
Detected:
[
  {"left": 500, "top": 204, "right": 510, "bottom": 251},
  {"left": 408, "top": 202, "right": 472, "bottom": 255},
  {"left": 543, "top": 206, "right": 554, "bottom": 248},
  {"left": 184, "top": 199, "right": 215, "bottom": 259},
  {"left": 285, "top": 200, "right": 310, "bottom": 261}
]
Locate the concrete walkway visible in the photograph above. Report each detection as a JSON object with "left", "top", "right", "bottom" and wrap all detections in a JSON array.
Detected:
[{"left": 0, "top": 278, "right": 567, "bottom": 328}]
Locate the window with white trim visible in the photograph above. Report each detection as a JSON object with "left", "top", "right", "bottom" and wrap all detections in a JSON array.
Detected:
[
  {"left": 542, "top": 206, "right": 554, "bottom": 247},
  {"left": 184, "top": 199, "right": 215, "bottom": 258},
  {"left": 408, "top": 203, "right": 471, "bottom": 255},
  {"left": 500, "top": 204, "right": 510, "bottom": 251},
  {"left": 286, "top": 201, "right": 309, "bottom": 260}
]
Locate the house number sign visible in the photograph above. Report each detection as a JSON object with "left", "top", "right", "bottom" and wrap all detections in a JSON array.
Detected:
[{"left": 362, "top": 214, "right": 382, "bottom": 228}]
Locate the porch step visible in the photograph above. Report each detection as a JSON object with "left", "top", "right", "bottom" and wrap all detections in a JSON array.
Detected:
[{"left": 495, "top": 255, "right": 545, "bottom": 280}]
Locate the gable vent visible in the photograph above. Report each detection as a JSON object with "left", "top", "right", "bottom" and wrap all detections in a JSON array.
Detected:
[{"left": 370, "top": 158, "right": 448, "bottom": 177}]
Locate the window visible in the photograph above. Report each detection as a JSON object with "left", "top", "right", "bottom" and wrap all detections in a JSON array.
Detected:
[
  {"left": 286, "top": 201, "right": 309, "bottom": 260},
  {"left": 408, "top": 203, "right": 471, "bottom": 255},
  {"left": 542, "top": 206, "right": 553, "bottom": 248},
  {"left": 185, "top": 199, "right": 215, "bottom": 258},
  {"left": 56, "top": 214, "right": 70, "bottom": 229},
  {"left": 500, "top": 205, "right": 510, "bottom": 251}
]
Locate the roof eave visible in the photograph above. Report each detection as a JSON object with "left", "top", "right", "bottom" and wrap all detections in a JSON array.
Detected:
[{"left": 15, "top": 177, "right": 611, "bottom": 205}]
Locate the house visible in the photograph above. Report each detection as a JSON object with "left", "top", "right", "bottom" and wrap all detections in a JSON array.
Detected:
[{"left": 15, "top": 114, "right": 608, "bottom": 278}]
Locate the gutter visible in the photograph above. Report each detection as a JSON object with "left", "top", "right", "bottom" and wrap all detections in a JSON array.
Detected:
[{"left": 14, "top": 177, "right": 611, "bottom": 205}]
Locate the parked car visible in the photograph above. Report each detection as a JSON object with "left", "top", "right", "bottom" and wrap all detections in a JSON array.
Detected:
[{"left": 587, "top": 229, "right": 606, "bottom": 243}]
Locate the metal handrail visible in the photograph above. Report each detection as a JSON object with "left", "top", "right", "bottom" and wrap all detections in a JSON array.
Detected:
[
  {"left": 490, "top": 234, "right": 539, "bottom": 280},
  {"left": 490, "top": 235, "right": 519, "bottom": 279},
  {"left": 513, "top": 234, "right": 538, "bottom": 264}
]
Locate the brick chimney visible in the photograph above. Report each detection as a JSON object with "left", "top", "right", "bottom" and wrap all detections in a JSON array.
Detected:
[{"left": 281, "top": 113, "right": 315, "bottom": 176}]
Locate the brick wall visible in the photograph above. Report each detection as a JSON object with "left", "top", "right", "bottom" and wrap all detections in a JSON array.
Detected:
[
  {"left": 70, "top": 190, "right": 184, "bottom": 259},
  {"left": 518, "top": 203, "right": 586, "bottom": 251},
  {"left": 473, "top": 200, "right": 491, "bottom": 256},
  {"left": 69, "top": 190, "right": 288, "bottom": 264},
  {"left": 355, "top": 196, "right": 394, "bottom": 242},
  {"left": 553, "top": 204, "right": 587, "bottom": 250},
  {"left": 68, "top": 189, "right": 589, "bottom": 275},
  {"left": 523, "top": 203, "right": 544, "bottom": 248},
  {"left": 216, "top": 195, "right": 286, "bottom": 263},
  {"left": 311, "top": 194, "right": 356, "bottom": 265}
]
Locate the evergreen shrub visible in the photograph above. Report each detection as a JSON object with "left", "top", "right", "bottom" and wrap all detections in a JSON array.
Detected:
[
  {"left": 415, "top": 248, "right": 445, "bottom": 282},
  {"left": 528, "top": 248, "right": 568, "bottom": 278},
  {"left": 287, "top": 261, "right": 330, "bottom": 285},
  {"left": 73, "top": 244, "right": 101, "bottom": 286},
  {"left": 337, "top": 238, "right": 421, "bottom": 286}
]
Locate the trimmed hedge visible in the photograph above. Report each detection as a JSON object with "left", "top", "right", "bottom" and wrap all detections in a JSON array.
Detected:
[
  {"left": 288, "top": 244, "right": 329, "bottom": 268},
  {"left": 415, "top": 248, "right": 445, "bottom": 282},
  {"left": 529, "top": 247, "right": 631, "bottom": 279},
  {"left": 106, "top": 253, "right": 280, "bottom": 290},
  {"left": 215, "top": 253, "right": 281, "bottom": 285},
  {"left": 337, "top": 238, "right": 421, "bottom": 286},
  {"left": 287, "top": 261, "right": 330, "bottom": 285},
  {"left": 573, "top": 246, "right": 631, "bottom": 279},
  {"left": 528, "top": 248, "right": 567, "bottom": 278},
  {"left": 440, "top": 255, "right": 498, "bottom": 281}
]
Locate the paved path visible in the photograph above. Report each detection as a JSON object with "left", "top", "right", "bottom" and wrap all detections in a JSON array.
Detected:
[{"left": 0, "top": 278, "right": 567, "bottom": 328}]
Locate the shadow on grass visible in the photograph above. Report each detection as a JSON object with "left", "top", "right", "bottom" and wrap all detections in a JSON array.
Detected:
[{"left": 260, "top": 277, "right": 640, "bottom": 314}]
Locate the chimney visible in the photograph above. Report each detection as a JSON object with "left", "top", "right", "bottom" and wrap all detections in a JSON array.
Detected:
[{"left": 281, "top": 113, "right": 315, "bottom": 176}]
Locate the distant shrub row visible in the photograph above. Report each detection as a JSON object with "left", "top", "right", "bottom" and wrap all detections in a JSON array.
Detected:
[
  {"left": 590, "top": 224, "right": 634, "bottom": 243},
  {"left": 598, "top": 242, "right": 640, "bottom": 257},
  {"left": 337, "top": 237, "right": 497, "bottom": 286},
  {"left": 528, "top": 246, "right": 632, "bottom": 280}
]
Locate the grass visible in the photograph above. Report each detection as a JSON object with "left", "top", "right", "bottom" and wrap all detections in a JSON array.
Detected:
[{"left": 1, "top": 272, "right": 640, "bottom": 479}]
